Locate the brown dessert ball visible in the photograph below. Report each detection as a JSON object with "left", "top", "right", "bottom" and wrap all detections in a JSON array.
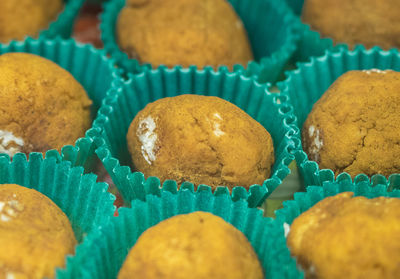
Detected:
[
  {"left": 0, "top": 52, "right": 92, "bottom": 156},
  {"left": 117, "top": 0, "right": 253, "bottom": 69},
  {"left": 0, "top": 0, "right": 63, "bottom": 43},
  {"left": 302, "top": 70, "right": 400, "bottom": 177},
  {"left": 302, "top": 0, "right": 400, "bottom": 49},
  {"left": 287, "top": 192, "right": 400, "bottom": 279},
  {"left": 0, "top": 184, "right": 76, "bottom": 278},
  {"left": 127, "top": 94, "right": 274, "bottom": 189},
  {"left": 118, "top": 211, "right": 263, "bottom": 279}
]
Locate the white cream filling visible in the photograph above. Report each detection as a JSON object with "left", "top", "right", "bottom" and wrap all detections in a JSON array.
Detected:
[
  {"left": 137, "top": 116, "right": 158, "bottom": 165},
  {"left": 0, "top": 130, "right": 24, "bottom": 157},
  {"left": 308, "top": 125, "right": 323, "bottom": 161},
  {"left": 0, "top": 200, "right": 23, "bottom": 222},
  {"left": 363, "top": 69, "right": 387, "bottom": 74},
  {"left": 283, "top": 222, "right": 290, "bottom": 238},
  {"left": 212, "top": 113, "right": 225, "bottom": 137}
]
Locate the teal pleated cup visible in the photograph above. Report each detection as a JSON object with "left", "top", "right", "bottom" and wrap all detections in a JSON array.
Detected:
[
  {"left": 57, "top": 186, "right": 278, "bottom": 278},
  {"left": 0, "top": 37, "right": 121, "bottom": 170},
  {"left": 269, "top": 180, "right": 400, "bottom": 278},
  {"left": 100, "top": 0, "right": 299, "bottom": 83},
  {"left": 92, "top": 66, "right": 298, "bottom": 208},
  {"left": 278, "top": 45, "right": 400, "bottom": 188},
  {"left": 0, "top": 153, "right": 115, "bottom": 277},
  {"left": 40, "top": 0, "right": 85, "bottom": 39}
]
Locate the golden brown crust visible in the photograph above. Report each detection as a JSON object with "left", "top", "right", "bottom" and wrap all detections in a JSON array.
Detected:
[
  {"left": 302, "top": 70, "right": 400, "bottom": 177},
  {"left": 117, "top": 0, "right": 253, "bottom": 69},
  {"left": 118, "top": 211, "right": 263, "bottom": 279},
  {"left": 302, "top": 0, "right": 400, "bottom": 50},
  {"left": 127, "top": 94, "right": 274, "bottom": 189},
  {"left": 0, "top": 52, "right": 92, "bottom": 156},
  {"left": 287, "top": 192, "right": 400, "bottom": 279},
  {"left": 0, "top": 0, "right": 63, "bottom": 43},
  {"left": 0, "top": 184, "right": 76, "bottom": 279}
]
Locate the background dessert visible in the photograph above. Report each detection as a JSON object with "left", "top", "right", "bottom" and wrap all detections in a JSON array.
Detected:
[
  {"left": 0, "top": 52, "right": 91, "bottom": 156},
  {"left": 0, "top": 184, "right": 76, "bottom": 278},
  {"left": 119, "top": 211, "right": 263, "bottom": 279},
  {"left": 117, "top": 0, "right": 253, "bottom": 69},
  {"left": 302, "top": 70, "right": 400, "bottom": 177},
  {"left": 0, "top": 0, "right": 63, "bottom": 43}
]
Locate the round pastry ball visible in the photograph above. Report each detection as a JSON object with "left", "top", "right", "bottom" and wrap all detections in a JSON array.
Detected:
[
  {"left": 302, "top": 0, "right": 400, "bottom": 49},
  {"left": 127, "top": 94, "right": 274, "bottom": 189},
  {"left": 0, "top": 52, "right": 92, "bottom": 156},
  {"left": 117, "top": 0, "right": 253, "bottom": 69},
  {"left": 118, "top": 211, "right": 263, "bottom": 279},
  {"left": 302, "top": 70, "right": 400, "bottom": 177},
  {"left": 0, "top": 0, "right": 63, "bottom": 43},
  {"left": 0, "top": 184, "right": 76, "bottom": 278},
  {"left": 287, "top": 192, "right": 400, "bottom": 279}
]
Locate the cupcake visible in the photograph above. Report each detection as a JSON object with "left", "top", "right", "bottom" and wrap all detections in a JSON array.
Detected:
[
  {"left": 0, "top": 52, "right": 91, "bottom": 156},
  {"left": 56, "top": 185, "right": 274, "bottom": 278},
  {"left": 118, "top": 211, "right": 263, "bottom": 279},
  {"left": 127, "top": 94, "right": 274, "bottom": 190},
  {"left": 0, "top": 0, "right": 63, "bottom": 43},
  {"left": 0, "top": 37, "right": 120, "bottom": 169},
  {"left": 0, "top": 184, "right": 76, "bottom": 278},
  {"left": 279, "top": 46, "right": 400, "bottom": 186},
  {"left": 302, "top": 0, "right": 400, "bottom": 50},
  {"left": 93, "top": 66, "right": 297, "bottom": 207},
  {"left": 101, "top": 0, "right": 299, "bottom": 83},
  {"left": 271, "top": 180, "right": 400, "bottom": 279},
  {"left": 0, "top": 153, "right": 115, "bottom": 278},
  {"left": 117, "top": 0, "right": 253, "bottom": 70},
  {"left": 287, "top": 192, "right": 400, "bottom": 278},
  {"left": 302, "top": 70, "right": 400, "bottom": 177}
]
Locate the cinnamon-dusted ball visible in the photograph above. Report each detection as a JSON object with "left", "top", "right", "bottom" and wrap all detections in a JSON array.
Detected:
[
  {"left": 117, "top": 0, "right": 253, "bottom": 69},
  {"left": 0, "top": 184, "right": 76, "bottom": 278},
  {"left": 127, "top": 94, "right": 274, "bottom": 189},
  {"left": 287, "top": 192, "right": 400, "bottom": 279},
  {"left": 302, "top": 70, "right": 400, "bottom": 177},
  {"left": 0, "top": 52, "right": 92, "bottom": 156},
  {"left": 118, "top": 212, "right": 263, "bottom": 279},
  {"left": 302, "top": 0, "right": 400, "bottom": 49},
  {"left": 0, "top": 0, "right": 63, "bottom": 43}
]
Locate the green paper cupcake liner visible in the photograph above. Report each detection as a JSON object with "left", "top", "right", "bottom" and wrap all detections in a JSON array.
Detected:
[
  {"left": 39, "top": 0, "right": 85, "bottom": 39},
  {"left": 92, "top": 66, "right": 298, "bottom": 208},
  {"left": 269, "top": 180, "right": 400, "bottom": 278},
  {"left": 57, "top": 186, "right": 277, "bottom": 278},
  {"left": 100, "top": 0, "right": 300, "bottom": 83},
  {"left": 278, "top": 45, "right": 400, "bottom": 188},
  {"left": 0, "top": 37, "right": 121, "bottom": 170},
  {"left": 0, "top": 152, "right": 115, "bottom": 277}
]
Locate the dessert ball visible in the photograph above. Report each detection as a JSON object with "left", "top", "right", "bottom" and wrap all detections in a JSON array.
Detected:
[
  {"left": 0, "top": 0, "right": 63, "bottom": 43},
  {"left": 0, "top": 52, "right": 92, "bottom": 156},
  {"left": 287, "top": 192, "right": 400, "bottom": 279},
  {"left": 302, "top": 0, "right": 400, "bottom": 49},
  {"left": 127, "top": 94, "right": 274, "bottom": 189},
  {"left": 302, "top": 70, "right": 400, "bottom": 177},
  {"left": 118, "top": 211, "right": 263, "bottom": 279},
  {"left": 0, "top": 184, "right": 76, "bottom": 278},
  {"left": 117, "top": 0, "right": 253, "bottom": 69}
]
